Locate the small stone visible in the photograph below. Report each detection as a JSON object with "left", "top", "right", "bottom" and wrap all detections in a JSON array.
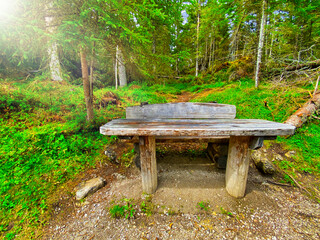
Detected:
[
  {"left": 112, "top": 173, "right": 126, "bottom": 180},
  {"left": 104, "top": 148, "right": 117, "bottom": 163},
  {"left": 75, "top": 177, "right": 106, "bottom": 200},
  {"left": 274, "top": 154, "right": 284, "bottom": 161},
  {"left": 285, "top": 151, "right": 296, "bottom": 158}
]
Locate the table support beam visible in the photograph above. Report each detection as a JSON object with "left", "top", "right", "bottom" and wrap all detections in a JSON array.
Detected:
[
  {"left": 225, "top": 136, "right": 251, "bottom": 198},
  {"left": 139, "top": 136, "right": 157, "bottom": 194}
]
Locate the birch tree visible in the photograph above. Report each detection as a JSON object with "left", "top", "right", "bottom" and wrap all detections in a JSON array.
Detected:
[
  {"left": 45, "top": 2, "right": 63, "bottom": 81},
  {"left": 117, "top": 47, "right": 127, "bottom": 87},
  {"left": 195, "top": 0, "right": 200, "bottom": 77},
  {"left": 114, "top": 45, "right": 118, "bottom": 89},
  {"left": 255, "top": 0, "right": 267, "bottom": 88}
]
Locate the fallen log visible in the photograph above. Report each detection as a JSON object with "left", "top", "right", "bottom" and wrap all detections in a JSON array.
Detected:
[
  {"left": 268, "top": 59, "right": 320, "bottom": 77},
  {"left": 285, "top": 59, "right": 320, "bottom": 72},
  {"left": 253, "top": 90, "right": 320, "bottom": 176},
  {"left": 284, "top": 91, "right": 320, "bottom": 128}
]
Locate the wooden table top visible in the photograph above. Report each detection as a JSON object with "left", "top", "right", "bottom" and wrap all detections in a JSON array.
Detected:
[{"left": 100, "top": 118, "right": 295, "bottom": 137}]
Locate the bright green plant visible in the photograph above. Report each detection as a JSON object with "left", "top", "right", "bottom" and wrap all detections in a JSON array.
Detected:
[
  {"left": 109, "top": 199, "right": 136, "bottom": 219},
  {"left": 140, "top": 198, "right": 154, "bottom": 216},
  {"left": 220, "top": 207, "right": 233, "bottom": 217},
  {"left": 120, "top": 149, "right": 135, "bottom": 168},
  {"left": 197, "top": 201, "right": 211, "bottom": 212}
]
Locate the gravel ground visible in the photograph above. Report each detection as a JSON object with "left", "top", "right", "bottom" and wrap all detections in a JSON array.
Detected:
[{"left": 44, "top": 150, "right": 320, "bottom": 240}]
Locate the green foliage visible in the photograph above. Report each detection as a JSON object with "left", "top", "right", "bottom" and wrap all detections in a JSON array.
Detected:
[
  {"left": 283, "top": 174, "right": 295, "bottom": 186},
  {"left": 120, "top": 149, "right": 135, "bottom": 168},
  {"left": 192, "top": 79, "right": 307, "bottom": 122},
  {"left": 197, "top": 201, "right": 210, "bottom": 212},
  {"left": 109, "top": 204, "right": 126, "bottom": 219},
  {"left": 140, "top": 194, "right": 153, "bottom": 216},
  {"left": 109, "top": 198, "right": 136, "bottom": 219},
  {"left": 0, "top": 80, "right": 113, "bottom": 238},
  {"left": 220, "top": 207, "right": 233, "bottom": 217},
  {"left": 277, "top": 120, "right": 320, "bottom": 175},
  {"left": 1, "top": 75, "right": 320, "bottom": 238},
  {"left": 140, "top": 201, "right": 154, "bottom": 216}
]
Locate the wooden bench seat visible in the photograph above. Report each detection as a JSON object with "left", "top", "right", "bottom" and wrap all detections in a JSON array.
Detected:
[{"left": 100, "top": 102, "right": 295, "bottom": 198}]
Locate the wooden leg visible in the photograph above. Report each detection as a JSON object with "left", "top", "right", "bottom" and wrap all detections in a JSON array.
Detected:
[
  {"left": 225, "top": 136, "right": 251, "bottom": 198},
  {"left": 139, "top": 136, "right": 157, "bottom": 194}
]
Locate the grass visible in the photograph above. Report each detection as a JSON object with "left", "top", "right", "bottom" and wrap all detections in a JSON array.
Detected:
[
  {"left": 109, "top": 198, "right": 136, "bottom": 219},
  {"left": 191, "top": 79, "right": 309, "bottom": 122},
  {"left": 1, "top": 74, "right": 320, "bottom": 238},
  {"left": 109, "top": 196, "right": 154, "bottom": 218},
  {"left": 191, "top": 79, "right": 320, "bottom": 177}
]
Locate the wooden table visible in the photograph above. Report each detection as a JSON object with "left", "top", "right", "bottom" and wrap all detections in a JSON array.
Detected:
[{"left": 100, "top": 118, "right": 295, "bottom": 198}]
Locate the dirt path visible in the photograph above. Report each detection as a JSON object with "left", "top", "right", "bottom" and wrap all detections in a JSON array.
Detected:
[
  {"left": 44, "top": 144, "right": 320, "bottom": 240},
  {"left": 174, "top": 91, "right": 194, "bottom": 102}
]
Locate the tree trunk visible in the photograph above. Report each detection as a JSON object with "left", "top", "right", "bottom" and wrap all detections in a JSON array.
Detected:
[
  {"left": 80, "top": 47, "right": 94, "bottom": 122},
  {"left": 117, "top": 47, "right": 127, "bottom": 87},
  {"left": 229, "top": 14, "right": 244, "bottom": 61},
  {"left": 195, "top": 1, "right": 200, "bottom": 77},
  {"left": 115, "top": 45, "right": 118, "bottom": 89},
  {"left": 45, "top": 2, "right": 63, "bottom": 81},
  {"left": 89, "top": 45, "right": 95, "bottom": 100},
  {"left": 284, "top": 91, "right": 320, "bottom": 128},
  {"left": 209, "top": 35, "right": 213, "bottom": 68},
  {"left": 201, "top": 38, "right": 208, "bottom": 71},
  {"left": 153, "top": 34, "right": 156, "bottom": 73},
  {"left": 255, "top": 0, "right": 267, "bottom": 88}
]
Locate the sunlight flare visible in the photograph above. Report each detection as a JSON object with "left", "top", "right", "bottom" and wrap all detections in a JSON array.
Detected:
[{"left": 0, "top": 0, "right": 17, "bottom": 18}]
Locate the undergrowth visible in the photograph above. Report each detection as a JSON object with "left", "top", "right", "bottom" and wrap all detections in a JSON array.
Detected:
[{"left": 1, "top": 75, "right": 319, "bottom": 238}]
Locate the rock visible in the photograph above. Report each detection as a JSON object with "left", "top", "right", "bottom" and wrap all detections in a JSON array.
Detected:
[
  {"left": 112, "top": 173, "right": 126, "bottom": 180},
  {"left": 274, "top": 154, "right": 284, "bottom": 161},
  {"left": 75, "top": 177, "right": 106, "bottom": 200},
  {"left": 251, "top": 150, "right": 276, "bottom": 175},
  {"left": 104, "top": 147, "right": 118, "bottom": 163}
]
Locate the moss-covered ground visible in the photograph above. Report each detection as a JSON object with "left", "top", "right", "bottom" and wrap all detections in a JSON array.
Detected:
[{"left": 0, "top": 76, "right": 319, "bottom": 239}]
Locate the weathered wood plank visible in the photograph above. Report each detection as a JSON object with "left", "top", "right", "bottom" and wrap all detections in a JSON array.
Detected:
[
  {"left": 139, "top": 136, "right": 157, "bottom": 194},
  {"left": 225, "top": 136, "right": 251, "bottom": 198},
  {"left": 100, "top": 119, "right": 295, "bottom": 137},
  {"left": 121, "top": 136, "right": 230, "bottom": 144},
  {"left": 126, "top": 102, "right": 236, "bottom": 119}
]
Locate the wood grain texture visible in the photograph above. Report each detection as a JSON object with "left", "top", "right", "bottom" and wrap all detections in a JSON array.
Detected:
[
  {"left": 126, "top": 102, "right": 236, "bottom": 119},
  {"left": 225, "top": 136, "right": 251, "bottom": 198},
  {"left": 120, "top": 136, "right": 230, "bottom": 144},
  {"left": 100, "top": 119, "right": 295, "bottom": 137},
  {"left": 139, "top": 136, "right": 157, "bottom": 194}
]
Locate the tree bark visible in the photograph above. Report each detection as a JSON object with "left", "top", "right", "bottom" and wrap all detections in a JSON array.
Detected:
[
  {"left": 117, "top": 47, "right": 127, "bottom": 87},
  {"left": 45, "top": 2, "right": 63, "bottom": 81},
  {"left": 80, "top": 47, "right": 94, "bottom": 122},
  {"left": 115, "top": 45, "right": 118, "bottom": 89},
  {"left": 89, "top": 45, "right": 95, "bottom": 100},
  {"left": 195, "top": 1, "right": 200, "bottom": 77},
  {"left": 153, "top": 33, "right": 156, "bottom": 73},
  {"left": 284, "top": 91, "right": 320, "bottom": 128},
  {"left": 255, "top": 0, "right": 267, "bottom": 88}
]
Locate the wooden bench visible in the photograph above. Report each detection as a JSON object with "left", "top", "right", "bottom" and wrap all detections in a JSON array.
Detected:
[{"left": 100, "top": 102, "right": 295, "bottom": 198}]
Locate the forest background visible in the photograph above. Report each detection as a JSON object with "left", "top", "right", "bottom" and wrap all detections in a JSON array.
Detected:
[{"left": 0, "top": 0, "right": 320, "bottom": 239}]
